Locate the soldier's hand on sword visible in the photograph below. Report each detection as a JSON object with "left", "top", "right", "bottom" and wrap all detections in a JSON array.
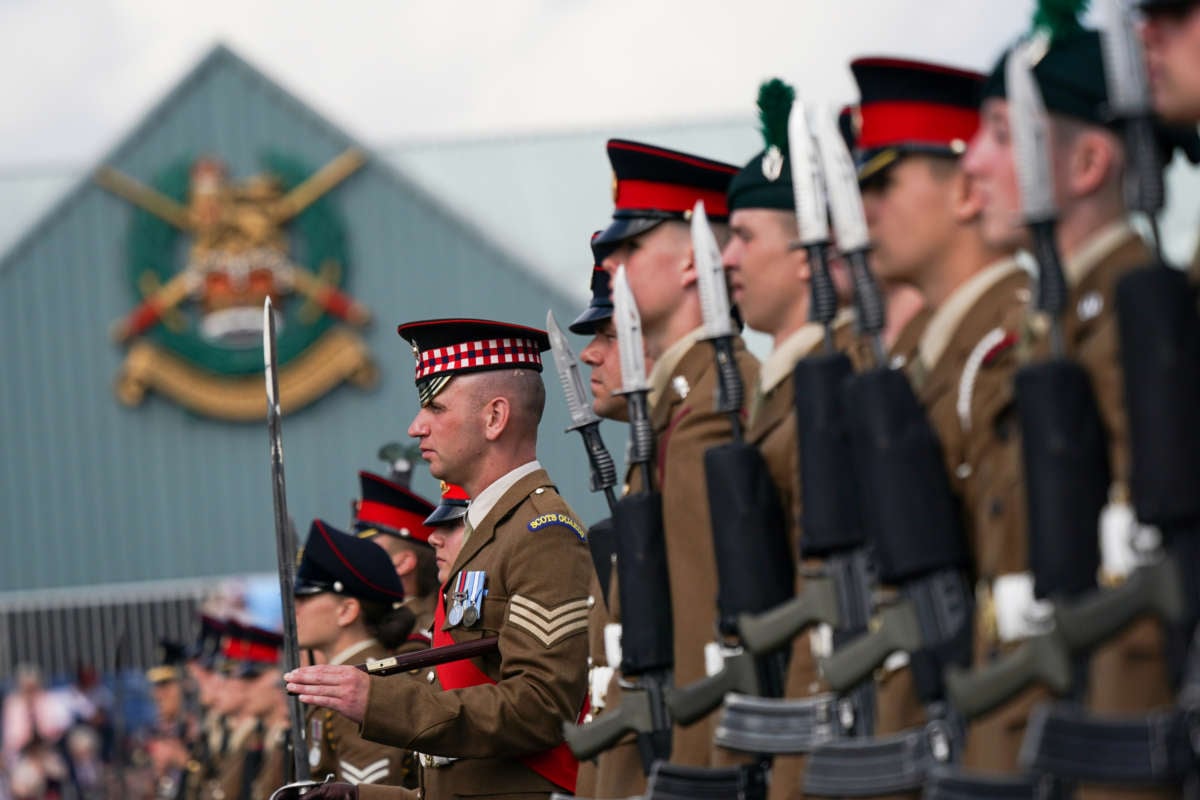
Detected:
[{"left": 284, "top": 665, "right": 370, "bottom": 724}]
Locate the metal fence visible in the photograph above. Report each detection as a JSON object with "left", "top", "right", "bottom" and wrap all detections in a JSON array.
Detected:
[{"left": 0, "top": 576, "right": 254, "bottom": 683}]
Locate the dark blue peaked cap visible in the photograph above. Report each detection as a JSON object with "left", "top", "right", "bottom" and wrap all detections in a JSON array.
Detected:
[{"left": 295, "top": 519, "right": 405, "bottom": 604}]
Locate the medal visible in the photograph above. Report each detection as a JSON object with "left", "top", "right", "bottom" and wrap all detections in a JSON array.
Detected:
[
  {"left": 447, "top": 597, "right": 465, "bottom": 627},
  {"left": 461, "top": 570, "right": 487, "bottom": 628}
]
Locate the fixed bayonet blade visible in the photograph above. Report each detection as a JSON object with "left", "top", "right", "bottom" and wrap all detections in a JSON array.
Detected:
[
  {"left": 789, "top": 101, "right": 830, "bottom": 246},
  {"left": 546, "top": 310, "right": 602, "bottom": 430},
  {"left": 691, "top": 201, "right": 734, "bottom": 340},
  {"left": 815, "top": 107, "right": 870, "bottom": 254},
  {"left": 1008, "top": 39, "right": 1059, "bottom": 223},
  {"left": 613, "top": 266, "right": 650, "bottom": 393},
  {"left": 1099, "top": 0, "right": 1152, "bottom": 117}
]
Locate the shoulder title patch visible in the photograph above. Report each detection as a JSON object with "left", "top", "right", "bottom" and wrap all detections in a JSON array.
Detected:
[{"left": 528, "top": 513, "right": 587, "bottom": 541}]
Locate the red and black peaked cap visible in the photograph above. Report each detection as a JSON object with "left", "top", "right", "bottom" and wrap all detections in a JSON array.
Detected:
[
  {"left": 570, "top": 231, "right": 614, "bottom": 336},
  {"left": 295, "top": 519, "right": 406, "bottom": 604},
  {"left": 397, "top": 318, "right": 551, "bottom": 406},
  {"left": 594, "top": 139, "right": 738, "bottom": 250},
  {"left": 851, "top": 57, "right": 983, "bottom": 183},
  {"left": 425, "top": 481, "right": 470, "bottom": 527},
  {"left": 355, "top": 471, "right": 435, "bottom": 545}
]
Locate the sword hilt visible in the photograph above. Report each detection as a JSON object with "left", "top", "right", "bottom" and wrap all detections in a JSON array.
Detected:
[
  {"left": 578, "top": 423, "right": 618, "bottom": 499},
  {"left": 1121, "top": 115, "right": 1166, "bottom": 220},
  {"left": 625, "top": 391, "right": 655, "bottom": 480}
]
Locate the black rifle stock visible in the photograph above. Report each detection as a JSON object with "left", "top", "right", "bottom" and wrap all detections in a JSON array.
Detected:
[
  {"left": 666, "top": 442, "right": 791, "bottom": 724},
  {"left": 818, "top": 367, "right": 973, "bottom": 700},
  {"left": 563, "top": 491, "right": 672, "bottom": 773}
]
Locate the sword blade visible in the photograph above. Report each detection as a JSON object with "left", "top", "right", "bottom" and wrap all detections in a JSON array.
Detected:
[
  {"left": 691, "top": 201, "right": 734, "bottom": 340},
  {"left": 815, "top": 106, "right": 870, "bottom": 254},
  {"left": 789, "top": 100, "right": 830, "bottom": 246},
  {"left": 1008, "top": 39, "right": 1059, "bottom": 223},
  {"left": 263, "top": 297, "right": 311, "bottom": 782},
  {"left": 546, "top": 310, "right": 601, "bottom": 429},
  {"left": 613, "top": 266, "right": 650, "bottom": 393}
]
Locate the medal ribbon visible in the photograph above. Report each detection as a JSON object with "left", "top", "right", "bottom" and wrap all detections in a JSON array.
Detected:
[{"left": 432, "top": 584, "right": 585, "bottom": 792}]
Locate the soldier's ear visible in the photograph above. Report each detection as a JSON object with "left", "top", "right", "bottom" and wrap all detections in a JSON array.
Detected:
[
  {"left": 1066, "top": 129, "right": 1119, "bottom": 199},
  {"left": 482, "top": 395, "right": 511, "bottom": 441},
  {"left": 679, "top": 246, "right": 698, "bottom": 289},
  {"left": 336, "top": 597, "right": 362, "bottom": 628},
  {"left": 954, "top": 167, "right": 986, "bottom": 223}
]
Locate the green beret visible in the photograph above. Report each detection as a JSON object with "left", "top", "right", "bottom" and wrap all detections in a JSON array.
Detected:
[
  {"left": 728, "top": 78, "right": 796, "bottom": 213},
  {"left": 981, "top": 29, "right": 1109, "bottom": 125}
]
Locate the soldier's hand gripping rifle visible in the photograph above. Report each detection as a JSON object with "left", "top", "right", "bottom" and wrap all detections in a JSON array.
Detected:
[
  {"left": 664, "top": 202, "right": 792, "bottom": 725},
  {"left": 803, "top": 108, "right": 975, "bottom": 798},
  {"left": 941, "top": 38, "right": 1187, "bottom": 724},
  {"left": 562, "top": 266, "right": 673, "bottom": 774},
  {"left": 735, "top": 102, "right": 877, "bottom": 739},
  {"left": 263, "top": 298, "right": 310, "bottom": 784},
  {"left": 547, "top": 310, "right": 620, "bottom": 603}
]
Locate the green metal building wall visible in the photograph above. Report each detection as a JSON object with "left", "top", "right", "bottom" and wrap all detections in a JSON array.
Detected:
[{"left": 0, "top": 46, "right": 608, "bottom": 592}]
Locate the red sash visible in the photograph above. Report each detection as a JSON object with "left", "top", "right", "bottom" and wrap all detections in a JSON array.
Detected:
[{"left": 433, "top": 589, "right": 583, "bottom": 792}]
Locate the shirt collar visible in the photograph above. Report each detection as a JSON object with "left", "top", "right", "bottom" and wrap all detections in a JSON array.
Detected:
[
  {"left": 1063, "top": 219, "right": 1139, "bottom": 288},
  {"left": 759, "top": 323, "right": 825, "bottom": 394},
  {"left": 918, "top": 256, "right": 1024, "bottom": 371},
  {"left": 466, "top": 460, "right": 542, "bottom": 530},
  {"left": 647, "top": 326, "right": 706, "bottom": 408},
  {"left": 329, "top": 638, "right": 381, "bottom": 667}
]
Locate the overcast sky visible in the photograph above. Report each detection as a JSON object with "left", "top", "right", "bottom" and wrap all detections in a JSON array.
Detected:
[{"left": 1, "top": 1, "right": 1042, "bottom": 168}]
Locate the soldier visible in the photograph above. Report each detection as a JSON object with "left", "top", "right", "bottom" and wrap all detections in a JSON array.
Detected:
[
  {"left": 294, "top": 519, "right": 419, "bottom": 792},
  {"left": 145, "top": 640, "right": 200, "bottom": 799},
  {"left": 424, "top": 481, "right": 470, "bottom": 584},
  {"left": 352, "top": 471, "right": 439, "bottom": 650},
  {"left": 1140, "top": 0, "right": 1200, "bottom": 124},
  {"left": 853, "top": 56, "right": 1030, "bottom": 774},
  {"left": 185, "top": 615, "right": 230, "bottom": 800},
  {"left": 286, "top": 318, "right": 592, "bottom": 800},
  {"left": 203, "top": 623, "right": 279, "bottom": 800},
  {"left": 967, "top": 19, "right": 1175, "bottom": 798},
  {"left": 593, "top": 138, "right": 759, "bottom": 769}
]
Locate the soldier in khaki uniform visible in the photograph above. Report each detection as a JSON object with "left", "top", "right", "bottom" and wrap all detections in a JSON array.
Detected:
[
  {"left": 294, "top": 519, "right": 419, "bottom": 794},
  {"left": 852, "top": 56, "right": 1033, "bottom": 775},
  {"left": 593, "top": 139, "right": 759, "bottom": 772},
  {"left": 352, "top": 471, "right": 440, "bottom": 650},
  {"left": 716, "top": 78, "right": 866, "bottom": 800},
  {"left": 203, "top": 623, "right": 280, "bottom": 800},
  {"left": 286, "top": 318, "right": 592, "bottom": 800},
  {"left": 968, "top": 25, "right": 1176, "bottom": 800},
  {"left": 569, "top": 242, "right": 637, "bottom": 798}
]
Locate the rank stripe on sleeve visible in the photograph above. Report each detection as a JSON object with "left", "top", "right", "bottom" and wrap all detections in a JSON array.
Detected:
[
  {"left": 507, "top": 595, "right": 591, "bottom": 647},
  {"left": 340, "top": 757, "right": 390, "bottom": 785}
]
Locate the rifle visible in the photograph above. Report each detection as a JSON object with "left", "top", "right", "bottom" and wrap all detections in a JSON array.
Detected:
[
  {"left": 737, "top": 100, "right": 878, "bottom": 740},
  {"left": 971, "top": 11, "right": 1200, "bottom": 789},
  {"left": 263, "top": 298, "right": 310, "bottom": 783},
  {"left": 803, "top": 107, "right": 974, "bottom": 797},
  {"left": 664, "top": 202, "right": 791, "bottom": 725},
  {"left": 562, "top": 266, "right": 674, "bottom": 773},
  {"left": 546, "top": 310, "right": 620, "bottom": 602},
  {"left": 942, "top": 34, "right": 1134, "bottom": 722}
]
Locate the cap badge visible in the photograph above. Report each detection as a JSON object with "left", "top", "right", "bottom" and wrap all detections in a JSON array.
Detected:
[
  {"left": 611, "top": 172, "right": 619, "bottom": 204},
  {"left": 761, "top": 145, "right": 784, "bottom": 182}
]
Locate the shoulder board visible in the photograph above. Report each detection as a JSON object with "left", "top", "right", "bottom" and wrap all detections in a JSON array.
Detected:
[{"left": 528, "top": 512, "right": 587, "bottom": 541}]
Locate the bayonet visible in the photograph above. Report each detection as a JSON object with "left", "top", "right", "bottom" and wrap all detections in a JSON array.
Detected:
[
  {"left": 1098, "top": 0, "right": 1166, "bottom": 242},
  {"left": 1009, "top": 39, "right": 1069, "bottom": 354},
  {"left": 815, "top": 107, "right": 885, "bottom": 364},
  {"left": 613, "top": 266, "right": 655, "bottom": 489},
  {"left": 547, "top": 310, "right": 617, "bottom": 509},
  {"left": 789, "top": 100, "right": 839, "bottom": 349},
  {"left": 691, "top": 201, "right": 744, "bottom": 439},
  {"left": 263, "top": 297, "right": 310, "bottom": 783}
]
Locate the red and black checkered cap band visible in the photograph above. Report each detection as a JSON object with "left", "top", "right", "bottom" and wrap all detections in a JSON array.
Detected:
[{"left": 414, "top": 337, "right": 543, "bottom": 381}]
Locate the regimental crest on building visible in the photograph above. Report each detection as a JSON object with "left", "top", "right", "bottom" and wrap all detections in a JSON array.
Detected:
[{"left": 100, "top": 148, "right": 376, "bottom": 420}]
